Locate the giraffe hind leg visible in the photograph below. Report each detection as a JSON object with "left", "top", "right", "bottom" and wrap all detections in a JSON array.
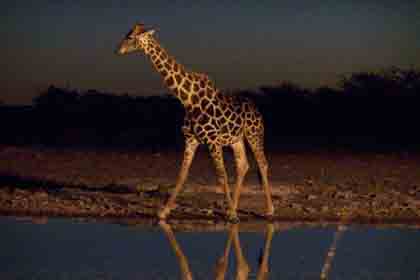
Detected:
[
  {"left": 245, "top": 127, "right": 275, "bottom": 217},
  {"left": 231, "top": 140, "right": 249, "bottom": 212},
  {"left": 208, "top": 144, "right": 238, "bottom": 223}
]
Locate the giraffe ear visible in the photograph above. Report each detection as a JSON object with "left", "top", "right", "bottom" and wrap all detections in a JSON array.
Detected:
[
  {"left": 133, "top": 23, "right": 145, "bottom": 33},
  {"left": 145, "top": 29, "right": 156, "bottom": 36}
]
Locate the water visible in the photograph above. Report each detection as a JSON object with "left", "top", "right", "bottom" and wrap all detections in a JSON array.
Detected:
[{"left": 0, "top": 216, "right": 419, "bottom": 280}]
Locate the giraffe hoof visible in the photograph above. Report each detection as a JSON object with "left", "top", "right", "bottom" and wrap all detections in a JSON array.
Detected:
[
  {"left": 158, "top": 220, "right": 171, "bottom": 230},
  {"left": 265, "top": 214, "right": 274, "bottom": 221},
  {"left": 266, "top": 206, "right": 275, "bottom": 216},
  {"left": 226, "top": 212, "right": 240, "bottom": 224},
  {"left": 157, "top": 208, "right": 170, "bottom": 220},
  {"left": 157, "top": 202, "right": 178, "bottom": 220},
  {"left": 265, "top": 209, "right": 275, "bottom": 220}
]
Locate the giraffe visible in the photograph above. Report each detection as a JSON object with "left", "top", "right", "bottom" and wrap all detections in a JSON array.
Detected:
[{"left": 116, "top": 23, "right": 274, "bottom": 222}]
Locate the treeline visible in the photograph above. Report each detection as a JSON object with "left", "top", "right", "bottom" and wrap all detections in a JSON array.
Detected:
[
  {"left": 1, "top": 89, "right": 185, "bottom": 149},
  {"left": 1, "top": 67, "right": 420, "bottom": 151}
]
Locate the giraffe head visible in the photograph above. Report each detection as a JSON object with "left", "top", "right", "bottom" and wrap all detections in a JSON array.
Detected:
[{"left": 116, "top": 23, "right": 156, "bottom": 55}]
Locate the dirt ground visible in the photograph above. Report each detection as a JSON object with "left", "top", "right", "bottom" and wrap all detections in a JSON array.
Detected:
[{"left": 1, "top": 145, "right": 420, "bottom": 224}]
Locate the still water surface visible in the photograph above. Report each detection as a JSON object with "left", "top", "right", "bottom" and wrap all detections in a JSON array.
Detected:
[{"left": 0, "top": 216, "right": 419, "bottom": 279}]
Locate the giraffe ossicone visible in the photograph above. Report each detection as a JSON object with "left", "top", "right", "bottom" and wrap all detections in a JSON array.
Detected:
[{"left": 117, "top": 23, "right": 274, "bottom": 222}]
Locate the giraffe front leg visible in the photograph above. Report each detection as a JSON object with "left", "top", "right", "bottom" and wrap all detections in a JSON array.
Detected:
[
  {"left": 247, "top": 135, "right": 275, "bottom": 218},
  {"left": 158, "top": 137, "right": 199, "bottom": 220},
  {"left": 256, "top": 151, "right": 274, "bottom": 217},
  {"left": 209, "top": 144, "right": 238, "bottom": 223}
]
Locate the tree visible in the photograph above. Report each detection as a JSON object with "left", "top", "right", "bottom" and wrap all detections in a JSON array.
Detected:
[
  {"left": 33, "top": 85, "right": 80, "bottom": 111},
  {"left": 339, "top": 66, "right": 420, "bottom": 97}
]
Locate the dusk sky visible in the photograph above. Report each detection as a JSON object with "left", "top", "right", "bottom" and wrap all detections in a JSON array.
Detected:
[{"left": 1, "top": 1, "right": 419, "bottom": 104}]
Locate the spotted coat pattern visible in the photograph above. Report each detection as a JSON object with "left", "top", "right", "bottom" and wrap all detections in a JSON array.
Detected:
[{"left": 117, "top": 23, "right": 274, "bottom": 221}]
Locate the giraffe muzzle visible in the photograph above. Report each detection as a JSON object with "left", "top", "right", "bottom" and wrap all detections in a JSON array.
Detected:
[{"left": 115, "top": 48, "right": 125, "bottom": 55}]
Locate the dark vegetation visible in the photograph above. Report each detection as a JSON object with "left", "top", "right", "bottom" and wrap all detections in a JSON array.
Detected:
[{"left": 1, "top": 67, "right": 420, "bottom": 151}]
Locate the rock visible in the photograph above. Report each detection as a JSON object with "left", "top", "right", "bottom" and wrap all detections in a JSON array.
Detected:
[
  {"left": 136, "top": 182, "right": 159, "bottom": 193},
  {"left": 321, "top": 205, "right": 329, "bottom": 212},
  {"left": 303, "top": 207, "right": 316, "bottom": 214},
  {"left": 13, "top": 189, "right": 27, "bottom": 196},
  {"left": 307, "top": 194, "right": 317, "bottom": 200},
  {"left": 304, "top": 179, "right": 314, "bottom": 186},
  {"left": 290, "top": 203, "right": 302, "bottom": 210},
  {"left": 34, "top": 191, "right": 48, "bottom": 199},
  {"left": 343, "top": 191, "right": 353, "bottom": 199},
  {"left": 368, "top": 193, "right": 377, "bottom": 199}
]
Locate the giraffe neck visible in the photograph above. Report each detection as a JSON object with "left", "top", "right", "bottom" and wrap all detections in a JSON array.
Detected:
[{"left": 143, "top": 36, "right": 217, "bottom": 108}]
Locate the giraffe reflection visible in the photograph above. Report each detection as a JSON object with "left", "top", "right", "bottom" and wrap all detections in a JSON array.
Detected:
[{"left": 159, "top": 221, "right": 274, "bottom": 280}]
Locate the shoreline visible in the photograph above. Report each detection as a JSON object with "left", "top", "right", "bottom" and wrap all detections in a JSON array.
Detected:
[{"left": 1, "top": 146, "right": 420, "bottom": 226}]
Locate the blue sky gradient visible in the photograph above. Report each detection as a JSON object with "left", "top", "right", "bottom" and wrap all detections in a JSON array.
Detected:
[{"left": 1, "top": 1, "right": 419, "bottom": 104}]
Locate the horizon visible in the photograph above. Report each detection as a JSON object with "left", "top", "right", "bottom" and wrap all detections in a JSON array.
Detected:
[{"left": 1, "top": 1, "right": 420, "bottom": 105}]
